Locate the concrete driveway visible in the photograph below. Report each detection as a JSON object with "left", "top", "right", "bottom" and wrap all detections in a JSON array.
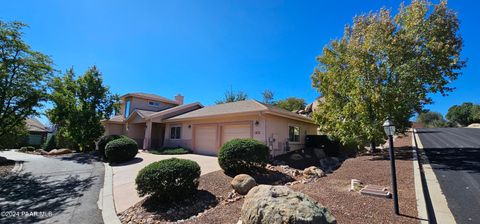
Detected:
[
  {"left": 0, "top": 151, "right": 104, "bottom": 224},
  {"left": 416, "top": 128, "right": 480, "bottom": 223},
  {"left": 112, "top": 151, "right": 221, "bottom": 213}
]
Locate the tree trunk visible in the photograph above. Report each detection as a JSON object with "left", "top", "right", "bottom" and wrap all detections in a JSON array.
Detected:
[{"left": 370, "top": 139, "right": 377, "bottom": 154}]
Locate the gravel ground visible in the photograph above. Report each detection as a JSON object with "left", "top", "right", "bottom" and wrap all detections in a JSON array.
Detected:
[
  {"left": 0, "top": 157, "right": 15, "bottom": 177},
  {"left": 120, "top": 132, "right": 419, "bottom": 224}
]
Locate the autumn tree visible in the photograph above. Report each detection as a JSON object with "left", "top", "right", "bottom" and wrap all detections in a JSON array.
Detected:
[
  {"left": 311, "top": 0, "right": 465, "bottom": 148},
  {"left": 0, "top": 21, "right": 53, "bottom": 149},
  {"left": 47, "top": 67, "right": 118, "bottom": 151}
]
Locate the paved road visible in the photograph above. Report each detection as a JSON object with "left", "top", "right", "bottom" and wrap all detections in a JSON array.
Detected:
[
  {"left": 416, "top": 128, "right": 480, "bottom": 224},
  {"left": 0, "top": 151, "right": 104, "bottom": 224}
]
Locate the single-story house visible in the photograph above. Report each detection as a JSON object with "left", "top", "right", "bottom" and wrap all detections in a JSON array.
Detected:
[
  {"left": 25, "top": 118, "right": 49, "bottom": 146},
  {"left": 102, "top": 93, "right": 318, "bottom": 156}
]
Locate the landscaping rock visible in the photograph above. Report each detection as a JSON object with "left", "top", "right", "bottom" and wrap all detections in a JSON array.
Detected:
[
  {"left": 303, "top": 166, "right": 326, "bottom": 178},
  {"left": 319, "top": 157, "right": 341, "bottom": 172},
  {"left": 241, "top": 185, "right": 336, "bottom": 224},
  {"left": 313, "top": 148, "right": 327, "bottom": 159},
  {"left": 48, "top": 148, "right": 73, "bottom": 156},
  {"left": 289, "top": 153, "right": 303, "bottom": 161},
  {"left": 231, "top": 174, "right": 257, "bottom": 195}
]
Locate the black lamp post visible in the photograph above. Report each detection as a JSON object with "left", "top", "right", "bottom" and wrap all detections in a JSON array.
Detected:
[{"left": 383, "top": 119, "right": 399, "bottom": 215}]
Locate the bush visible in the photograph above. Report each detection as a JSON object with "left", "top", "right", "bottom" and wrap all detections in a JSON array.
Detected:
[
  {"left": 135, "top": 158, "right": 201, "bottom": 201},
  {"left": 105, "top": 137, "right": 138, "bottom": 163},
  {"left": 218, "top": 138, "right": 269, "bottom": 175},
  {"left": 97, "top": 135, "right": 125, "bottom": 159},
  {"left": 150, "top": 147, "right": 191, "bottom": 155},
  {"left": 19, "top": 146, "right": 36, "bottom": 152},
  {"left": 43, "top": 135, "right": 57, "bottom": 152}
]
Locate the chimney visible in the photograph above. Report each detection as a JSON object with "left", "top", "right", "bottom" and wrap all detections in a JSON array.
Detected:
[{"left": 175, "top": 94, "right": 184, "bottom": 105}]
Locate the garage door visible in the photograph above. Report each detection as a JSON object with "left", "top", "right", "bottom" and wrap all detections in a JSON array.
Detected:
[
  {"left": 221, "top": 124, "right": 252, "bottom": 146},
  {"left": 194, "top": 125, "right": 218, "bottom": 155}
]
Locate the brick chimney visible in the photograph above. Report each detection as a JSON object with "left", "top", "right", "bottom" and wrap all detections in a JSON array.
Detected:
[{"left": 175, "top": 94, "right": 184, "bottom": 105}]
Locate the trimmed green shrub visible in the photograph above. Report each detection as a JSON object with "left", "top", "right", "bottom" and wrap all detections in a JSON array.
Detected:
[
  {"left": 150, "top": 147, "right": 191, "bottom": 155},
  {"left": 43, "top": 135, "right": 57, "bottom": 152},
  {"left": 135, "top": 158, "right": 201, "bottom": 201},
  {"left": 105, "top": 137, "right": 138, "bottom": 163},
  {"left": 97, "top": 135, "right": 125, "bottom": 159},
  {"left": 218, "top": 138, "right": 269, "bottom": 175}
]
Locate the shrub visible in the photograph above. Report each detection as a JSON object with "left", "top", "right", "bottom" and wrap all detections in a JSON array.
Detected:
[
  {"left": 218, "top": 138, "right": 269, "bottom": 175},
  {"left": 105, "top": 137, "right": 138, "bottom": 163},
  {"left": 97, "top": 135, "right": 125, "bottom": 159},
  {"left": 150, "top": 147, "right": 191, "bottom": 155},
  {"left": 43, "top": 135, "right": 57, "bottom": 152},
  {"left": 135, "top": 158, "right": 201, "bottom": 201},
  {"left": 19, "top": 146, "right": 36, "bottom": 152}
]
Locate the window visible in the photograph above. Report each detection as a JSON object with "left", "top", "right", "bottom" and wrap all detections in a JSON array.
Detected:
[
  {"left": 170, "top": 126, "right": 181, "bottom": 139},
  {"left": 124, "top": 99, "right": 131, "bottom": 117},
  {"left": 288, "top": 126, "right": 300, "bottom": 142},
  {"left": 149, "top": 101, "right": 160, "bottom": 107}
]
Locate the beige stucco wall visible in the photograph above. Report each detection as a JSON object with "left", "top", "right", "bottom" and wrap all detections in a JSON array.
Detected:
[
  {"left": 119, "top": 96, "right": 177, "bottom": 118},
  {"left": 125, "top": 123, "right": 146, "bottom": 147},
  {"left": 164, "top": 113, "right": 318, "bottom": 156},
  {"left": 105, "top": 123, "right": 125, "bottom": 136}
]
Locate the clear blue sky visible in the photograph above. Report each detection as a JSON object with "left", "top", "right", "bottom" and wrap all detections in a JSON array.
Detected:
[{"left": 1, "top": 0, "right": 478, "bottom": 125}]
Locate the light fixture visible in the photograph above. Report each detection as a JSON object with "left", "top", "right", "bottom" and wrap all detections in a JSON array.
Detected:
[
  {"left": 255, "top": 120, "right": 259, "bottom": 126},
  {"left": 383, "top": 119, "right": 396, "bottom": 136},
  {"left": 188, "top": 124, "right": 191, "bottom": 128}
]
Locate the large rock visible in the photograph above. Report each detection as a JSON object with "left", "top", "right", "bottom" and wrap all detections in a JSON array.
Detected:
[
  {"left": 231, "top": 174, "right": 257, "bottom": 195},
  {"left": 319, "top": 157, "right": 340, "bottom": 172},
  {"left": 48, "top": 148, "right": 73, "bottom": 156},
  {"left": 303, "top": 166, "right": 326, "bottom": 178},
  {"left": 313, "top": 148, "right": 326, "bottom": 159},
  {"left": 241, "top": 185, "right": 336, "bottom": 224}
]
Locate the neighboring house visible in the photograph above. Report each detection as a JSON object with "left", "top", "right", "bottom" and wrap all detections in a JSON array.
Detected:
[
  {"left": 25, "top": 118, "right": 49, "bottom": 146},
  {"left": 102, "top": 93, "right": 318, "bottom": 156}
]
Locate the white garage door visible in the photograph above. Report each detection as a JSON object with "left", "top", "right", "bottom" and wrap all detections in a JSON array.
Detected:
[
  {"left": 194, "top": 125, "right": 218, "bottom": 155},
  {"left": 221, "top": 124, "right": 252, "bottom": 146}
]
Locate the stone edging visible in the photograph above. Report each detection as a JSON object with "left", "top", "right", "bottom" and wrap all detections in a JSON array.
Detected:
[
  {"left": 412, "top": 129, "right": 456, "bottom": 224},
  {"left": 101, "top": 162, "right": 122, "bottom": 224}
]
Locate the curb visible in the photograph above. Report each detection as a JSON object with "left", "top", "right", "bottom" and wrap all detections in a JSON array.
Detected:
[
  {"left": 101, "top": 162, "right": 122, "bottom": 224},
  {"left": 11, "top": 161, "right": 23, "bottom": 173},
  {"left": 411, "top": 131, "right": 429, "bottom": 224},
  {"left": 412, "top": 129, "right": 456, "bottom": 224}
]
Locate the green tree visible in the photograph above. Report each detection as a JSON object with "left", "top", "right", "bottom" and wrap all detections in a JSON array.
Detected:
[
  {"left": 446, "top": 102, "right": 480, "bottom": 126},
  {"left": 262, "top": 89, "right": 275, "bottom": 105},
  {"left": 311, "top": 0, "right": 465, "bottom": 148},
  {"left": 417, "top": 111, "right": 446, "bottom": 128},
  {"left": 274, "top": 97, "right": 306, "bottom": 111},
  {"left": 47, "top": 67, "right": 118, "bottom": 151},
  {"left": 215, "top": 88, "right": 247, "bottom": 104},
  {"left": 0, "top": 21, "right": 54, "bottom": 149}
]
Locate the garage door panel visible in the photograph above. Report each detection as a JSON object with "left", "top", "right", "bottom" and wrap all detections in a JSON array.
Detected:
[
  {"left": 221, "top": 124, "right": 252, "bottom": 145},
  {"left": 194, "top": 125, "right": 217, "bottom": 155}
]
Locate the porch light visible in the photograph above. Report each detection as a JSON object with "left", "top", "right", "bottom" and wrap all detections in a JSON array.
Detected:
[{"left": 255, "top": 120, "right": 259, "bottom": 126}]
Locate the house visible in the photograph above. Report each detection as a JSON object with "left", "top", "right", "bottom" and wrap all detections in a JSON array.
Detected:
[
  {"left": 102, "top": 93, "right": 318, "bottom": 156},
  {"left": 25, "top": 118, "right": 49, "bottom": 147}
]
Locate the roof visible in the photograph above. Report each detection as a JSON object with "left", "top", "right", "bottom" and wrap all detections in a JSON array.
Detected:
[
  {"left": 103, "top": 102, "right": 203, "bottom": 123},
  {"left": 120, "top": 92, "right": 179, "bottom": 105},
  {"left": 166, "top": 100, "right": 313, "bottom": 123},
  {"left": 26, "top": 118, "right": 49, "bottom": 132}
]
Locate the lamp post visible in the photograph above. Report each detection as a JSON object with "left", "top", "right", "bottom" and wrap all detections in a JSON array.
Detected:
[{"left": 383, "top": 119, "right": 399, "bottom": 215}]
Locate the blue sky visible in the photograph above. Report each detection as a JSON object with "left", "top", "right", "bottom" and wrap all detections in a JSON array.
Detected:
[{"left": 1, "top": 0, "right": 478, "bottom": 125}]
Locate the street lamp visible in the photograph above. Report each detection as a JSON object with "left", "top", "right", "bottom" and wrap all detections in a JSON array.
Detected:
[{"left": 383, "top": 119, "right": 399, "bottom": 215}]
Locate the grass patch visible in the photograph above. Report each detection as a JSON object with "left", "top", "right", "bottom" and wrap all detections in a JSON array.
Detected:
[{"left": 150, "top": 147, "right": 191, "bottom": 155}]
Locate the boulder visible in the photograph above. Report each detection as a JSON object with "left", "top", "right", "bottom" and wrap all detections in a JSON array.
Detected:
[
  {"left": 303, "top": 166, "right": 326, "bottom": 178},
  {"left": 241, "top": 185, "right": 336, "bottom": 224},
  {"left": 231, "top": 174, "right": 257, "bottom": 195},
  {"left": 313, "top": 148, "right": 326, "bottom": 159},
  {"left": 319, "top": 157, "right": 341, "bottom": 172},
  {"left": 48, "top": 148, "right": 73, "bottom": 156},
  {"left": 289, "top": 153, "right": 303, "bottom": 161}
]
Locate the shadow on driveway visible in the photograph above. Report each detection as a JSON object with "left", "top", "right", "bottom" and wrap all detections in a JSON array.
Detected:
[
  {"left": 58, "top": 152, "right": 102, "bottom": 165},
  {"left": 425, "top": 147, "right": 480, "bottom": 174},
  {"left": 0, "top": 172, "right": 95, "bottom": 223}
]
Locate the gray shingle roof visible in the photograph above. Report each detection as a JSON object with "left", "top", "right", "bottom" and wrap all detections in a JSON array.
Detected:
[
  {"left": 120, "top": 92, "right": 179, "bottom": 105},
  {"left": 26, "top": 118, "right": 49, "bottom": 132}
]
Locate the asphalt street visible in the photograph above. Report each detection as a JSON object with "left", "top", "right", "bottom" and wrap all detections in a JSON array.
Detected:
[
  {"left": 416, "top": 128, "right": 480, "bottom": 224},
  {"left": 0, "top": 151, "right": 104, "bottom": 224}
]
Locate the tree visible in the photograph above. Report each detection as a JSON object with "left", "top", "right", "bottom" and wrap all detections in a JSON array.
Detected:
[
  {"left": 274, "top": 97, "right": 306, "bottom": 111},
  {"left": 417, "top": 111, "right": 446, "bottom": 128},
  {"left": 262, "top": 89, "right": 274, "bottom": 104},
  {"left": 311, "top": 0, "right": 465, "bottom": 148},
  {"left": 215, "top": 89, "right": 247, "bottom": 104},
  {"left": 0, "top": 21, "right": 54, "bottom": 149},
  {"left": 446, "top": 102, "right": 480, "bottom": 126},
  {"left": 47, "top": 67, "right": 118, "bottom": 151}
]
